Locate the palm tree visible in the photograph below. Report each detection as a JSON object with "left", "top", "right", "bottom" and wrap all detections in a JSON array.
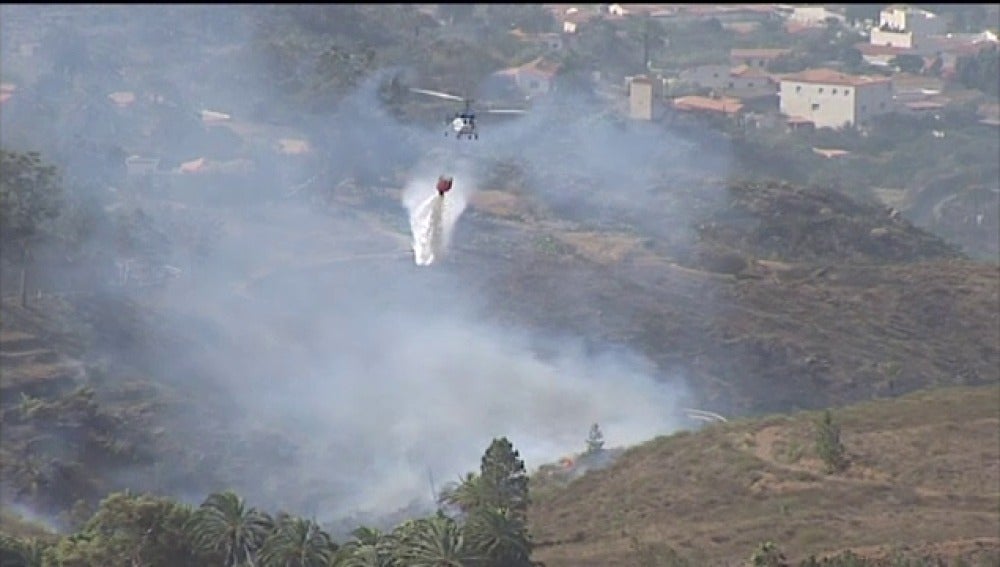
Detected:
[
  {"left": 438, "top": 472, "right": 485, "bottom": 515},
  {"left": 188, "top": 490, "right": 274, "bottom": 567},
  {"left": 463, "top": 508, "right": 532, "bottom": 567},
  {"left": 332, "top": 526, "right": 397, "bottom": 567},
  {"left": 391, "top": 513, "right": 480, "bottom": 567},
  {"left": 259, "top": 515, "right": 335, "bottom": 567}
]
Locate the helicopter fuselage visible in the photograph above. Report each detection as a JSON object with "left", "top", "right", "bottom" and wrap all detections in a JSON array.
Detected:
[{"left": 446, "top": 110, "right": 477, "bottom": 140}]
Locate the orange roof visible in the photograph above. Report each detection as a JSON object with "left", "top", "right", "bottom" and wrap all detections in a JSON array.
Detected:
[
  {"left": 673, "top": 95, "right": 744, "bottom": 115},
  {"left": 730, "top": 64, "right": 774, "bottom": 79},
  {"left": 730, "top": 48, "right": 791, "bottom": 60},
  {"left": 854, "top": 42, "right": 910, "bottom": 56},
  {"left": 781, "top": 68, "right": 890, "bottom": 87},
  {"left": 180, "top": 157, "right": 206, "bottom": 173},
  {"left": 520, "top": 56, "right": 561, "bottom": 78}
]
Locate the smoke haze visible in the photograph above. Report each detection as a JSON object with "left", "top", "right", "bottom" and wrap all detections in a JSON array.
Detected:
[{"left": 1, "top": 5, "right": 734, "bottom": 529}]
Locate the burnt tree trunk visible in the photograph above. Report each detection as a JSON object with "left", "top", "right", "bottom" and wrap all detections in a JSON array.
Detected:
[{"left": 19, "top": 241, "right": 31, "bottom": 308}]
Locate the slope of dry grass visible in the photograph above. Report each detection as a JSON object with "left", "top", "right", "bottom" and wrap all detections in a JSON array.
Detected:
[{"left": 529, "top": 385, "right": 1000, "bottom": 567}]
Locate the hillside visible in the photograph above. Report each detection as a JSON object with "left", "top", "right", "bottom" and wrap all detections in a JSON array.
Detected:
[
  {"left": 446, "top": 180, "right": 999, "bottom": 416},
  {"left": 528, "top": 384, "right": 1000, "bottom": 567}
]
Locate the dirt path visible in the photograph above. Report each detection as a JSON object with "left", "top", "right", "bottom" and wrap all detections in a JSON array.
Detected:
[{"left": 742, "top": 425, "right": 1000, "bottom": 502}]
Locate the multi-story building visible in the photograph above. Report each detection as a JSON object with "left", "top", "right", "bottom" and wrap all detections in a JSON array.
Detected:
[
  {"left": 779, "top": 68, "right": 894, "bottom": 129},
  {"left": 870, "top": 4, "right": 947, "bottom": 48}
]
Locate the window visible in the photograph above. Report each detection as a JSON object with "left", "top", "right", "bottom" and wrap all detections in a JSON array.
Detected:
[
  {"left": 844, "top": 89, "right": 850, "bottom": 95},
  {"left": 811, "top": 103, "right": 820, "bottom": 111},
  {"left": 728, "top": 81, "right": 734, "bottom": 88},
  {"left": 832, "top": 88, "right": 838, "bottom": 94},
  {"left": 713, "top": 72, "right": 719, "bottom": 78},
  {"left": 796, "top": 85, "right": 802, "bottom": 93},
  {"left": 818, "top": 87, "right": 824, "bottom": 94},
  {"left": 749, "top": 82, "right": 755, "bottom": 88}
]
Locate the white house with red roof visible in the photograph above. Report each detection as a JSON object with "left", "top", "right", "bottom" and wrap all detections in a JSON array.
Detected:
[
  {"left": 493, "top": 57, "right": 562, "bottom": 98},
  {"left": 779, "top": 68, "right": 895, "bottom": 129}
]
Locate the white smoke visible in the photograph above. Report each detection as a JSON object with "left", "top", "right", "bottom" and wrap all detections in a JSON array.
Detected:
[{"left": 402, "top": 154, "right": 475, "bottom": 266}]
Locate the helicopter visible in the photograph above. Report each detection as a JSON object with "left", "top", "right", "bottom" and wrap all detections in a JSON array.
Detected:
[{"left": 409, "top": 87, "right": 526, "bottom": 140}]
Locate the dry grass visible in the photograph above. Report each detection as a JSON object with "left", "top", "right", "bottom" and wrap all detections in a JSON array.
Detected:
[
  {"left": 469, "top": 189, "right": 532, "bottom": 220},
  {"left": 552, "top": 231, "right": 643, "bottom": 265},
  {"left": 529, "top": 385, "right": 1000, "bottom": 567}
]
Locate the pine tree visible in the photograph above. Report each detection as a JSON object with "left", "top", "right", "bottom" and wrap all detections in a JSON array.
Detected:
[
  {"left": 585, "top": 423, "right": 605, "bottom": 455},
  {"left": 479, "top": 437, "right": 530, "bottom": 519},
  {"left": 815, "top": 410, "right": 848, "bottom": 474}
]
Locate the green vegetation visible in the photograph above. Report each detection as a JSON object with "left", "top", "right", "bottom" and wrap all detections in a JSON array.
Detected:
[
  {"left": 0, "top": 437, "right": 540, "bottom": 566},
  {"left": 815, "top": 411, "right": 848, "bottom": 474},
  {"left": 0, "top": 150, "right": 63, "bottom": 306}
]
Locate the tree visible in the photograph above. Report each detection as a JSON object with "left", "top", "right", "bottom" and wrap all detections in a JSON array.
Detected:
[
  {"left": 0, "top": 150, "right": 64, "bottom": 307},
  {"left": 585, "top": 423, "right": 606, "bottom": 455},
  {"left": 391, "top": 513, "right": 479, "bottom": 567},
  {"left": 438, "top": 472, "right": 487, "bottom": 515},
  {"left": 258, "top": 514, "right": 336, "bottom": 567},
  {"left": 187, "top": 490, "right": 273, "bottom": 567},
  {"left": 464, "top": 508, "right": 532, "bottom": 567},
  {"left": 889, "top": 54, "right": 925, "bottom": 74},
  {"left": 0, "top": 534, "right": 51, "bottom": 567},
  {"left": 749, "top": 541, "right": 788, "bottom": 567},
  {"left": 49, "top": 491, "right": 216, "bottom": 567},
  {"left": 479, "top": 437, "right": 530, "bottom": 519},
  {"left": 332, "top": 526, "right": 396, "bottom": 567},
  {"left": 815, "top": 410, "right": 848, "bottom": 474}
]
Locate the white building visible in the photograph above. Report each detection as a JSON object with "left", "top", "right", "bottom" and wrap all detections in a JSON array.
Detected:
[
  {"left": 678, "top": 64, "right": 732, "bottom": 90},
  {"left": 871, "top": 5, "right": 947, "bottom": 48},
  {"left": 779, "top": 68, "right": 894, "bottom": 129},
  {"left": 628, "top": 75, "right": 658, "bottom": 121},
  {"left": 789, "top": 6, "right": 845, "bottom": 26}
]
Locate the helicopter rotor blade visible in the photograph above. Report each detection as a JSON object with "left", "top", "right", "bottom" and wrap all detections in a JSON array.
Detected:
[
  {"left": 484, "top": 108, "right": 528, "bottom": 114},
  {"left": 410, "top": 88, "right": 466, "bottom": 102}
]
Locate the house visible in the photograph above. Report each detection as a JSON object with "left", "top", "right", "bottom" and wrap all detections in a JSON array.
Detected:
[
  {"left": 727, "top": 65, "right": 779, "bottom": 98},
  {"left": 108, "top": 91, "right": 136, "bottom": 108},
  {"left": 0, "top": 83, "right": 15, "bottom": 105},
  {"left": 789, "top": 6, "right": 845, "bottom": 27},
  {"left": 871, "top": 5, "right": 947, "bottom": 49},
  {"left": 492, "top": 57, "right": 561, "bottom": 98},
  {"left": 509, "top": 29, "right": 565, "bottom": 51},
  {"left": 608, "top": 4, "right": 627, "bottom": 17},
  {"left": 678, "top": 64, "right": 732, "bottom": 90},
  {"left": 729, "top": 48, "right": 792, "bottom": 69},
  {"left": 672, "top": 95, "right": 745, "bottom": 121},
  {"left": 779, "top": 68, "right": 894, "bottom": 129},
  {"left": 854, "top": 42, "right": 910, "bottom": 67},
  {"left": 678, "top": 62, "right": 779, "bottom": 99},
  {"left": 627, "top": 75, "right": 660, "bottom": 121}
]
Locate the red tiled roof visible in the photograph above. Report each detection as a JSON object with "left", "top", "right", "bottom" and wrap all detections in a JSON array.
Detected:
[
  {"left": 781, "top": 68, "right": 891, "bottom": 87},
  {"left": 521, "top": 56, "right": 561, "bottom": 78},
  {"left": 673, "top": 95, "right": 744, "bottom": 115},
  {"left": 730, "top": 64, "right": 775, "bottom": 79}
]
